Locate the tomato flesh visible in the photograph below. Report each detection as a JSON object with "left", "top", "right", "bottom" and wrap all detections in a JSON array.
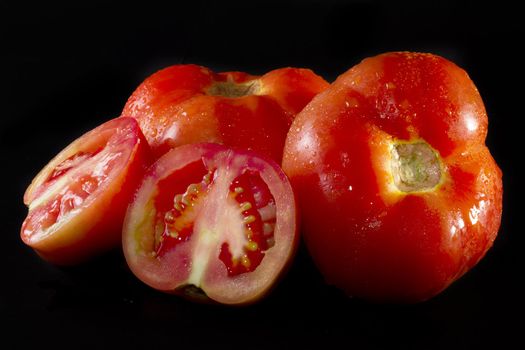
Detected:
[
  {"left": 123, "top": 143, "right": 297, "bottom": 305},
  {"left": 46, "top": 150, "right": 97, "bottom": 183}
]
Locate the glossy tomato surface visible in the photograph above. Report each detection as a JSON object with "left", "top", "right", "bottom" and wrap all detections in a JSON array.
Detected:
[
  {"left": 21, "top": 118, "right": 151, "bottom": 265},
  {"left": 121, "top": 65, "right": 329, "bottom": 161},
  {"left": 123, "top": 143, "right": 298, "bottom": 305},
  {"left": 282, "top": 52, "right": 503, "bottom": 302}
]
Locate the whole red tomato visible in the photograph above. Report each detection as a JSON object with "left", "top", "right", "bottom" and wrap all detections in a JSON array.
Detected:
[
  {"left": 282, "top": 52, "right": 503, "bottom": 302},
  {"left": 21, "top": 118, "right": 151, "bottom": 265},
  {"left": 123, "top": 143, "right": 298, "bottom": 305},
  {"left": 122, "top": 64, "right": 329, "bottom": 161}
]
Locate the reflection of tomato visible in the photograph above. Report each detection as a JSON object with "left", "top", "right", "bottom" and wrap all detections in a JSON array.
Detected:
[
  {"left": 283, "top": 52, "right": 503, "bottom": 302},
  {"left": 122, "top": 65, "right": 329, "bottom": 161},
  {"left": 123, "top": 143, "right": 298, "bottom": 305},
  {"left": 21, "top": 118, "right": 151, "bottom": 265}
]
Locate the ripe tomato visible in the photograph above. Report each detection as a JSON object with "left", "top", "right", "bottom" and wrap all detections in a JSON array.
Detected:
[
  {"left": 121, "top": 64, "right": 329, "bottom": 161},
  {"left": 123, "top": 143, "right": 298, "bottom": 305},
  {"left": 21, "top": 118, "right": 151, "bottom": 265},
  {"left": 282, "top": 52, "right": 503, "bottom": 302}
]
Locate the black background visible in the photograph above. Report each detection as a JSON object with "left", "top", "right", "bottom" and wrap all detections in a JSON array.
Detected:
[{"left": 1, "top": 1, "right": 523, "bottom": 348}]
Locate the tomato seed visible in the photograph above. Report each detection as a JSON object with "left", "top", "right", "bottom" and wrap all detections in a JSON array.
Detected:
[
  {"left": 239, "top": 202, "right": 252, "bottom": 211},
  {"left": 187, "top": 183, "right": 200, "bottom": 194},
  {"left": 181, "top": 194, "right": 191, "bottom": 206},
  {"left": 165, "top": 210, "right": 176, "bottom": 224},
  {"left": 202, "top": 172, "right": 212, "bottom": 185},
  {"left": 263, "top": 222, "right": 274, "bottom": 234},
  {"left": 173, "top": 194, "right": 183, "bottom": 206},
  {"left": 243, "top": 215, "right": 256, "bottom": 224},
  {"left": 241, "top": 255, "right": 251, "bottom": 268},
  {"left": 246, "top": 241, "right": 258, "bottom": 251}
]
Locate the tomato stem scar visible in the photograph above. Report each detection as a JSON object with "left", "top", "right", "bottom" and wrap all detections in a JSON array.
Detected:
[
  {"left": 391, "top": 141, "right": 442, "bottom": 192},
  {"left": 207, "top": 80, "right": 261, "bottom": 98}
]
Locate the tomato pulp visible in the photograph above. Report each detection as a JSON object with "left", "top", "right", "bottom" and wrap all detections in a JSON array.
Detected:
[
  {"left": 21, "top": 118, "right": 151, "bottom": 264},
  {"left": 282, "top": 52, "right": 503, "bottom": 302},
  {"left": 123, "top": 143, "right": 298, "bottom": 305},
  {"left": 122, "top": 65, "right": 329, "bottom": 161}
]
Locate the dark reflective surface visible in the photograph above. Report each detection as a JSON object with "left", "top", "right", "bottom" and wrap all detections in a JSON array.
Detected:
[{"left": 1, "top": 1, "right": 523, "bottom": 348}]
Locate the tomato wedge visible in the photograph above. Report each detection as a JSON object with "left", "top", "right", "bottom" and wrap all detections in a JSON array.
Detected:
[
  {"left": 123, "top": 143, "right": 298, "bottom": 305},
  {"left": 21, "top": 118, "right": 151, "bottom": 265}
]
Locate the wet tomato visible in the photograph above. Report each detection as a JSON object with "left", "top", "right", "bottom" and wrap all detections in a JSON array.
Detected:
[
  {"left": 21, "top": 118, "right": 151, "bottom": 265},
  {"left": 282, "top": 52, "right": 503, "bottom": 302},
  {"left": 121, "top": 64, "right": 329, "bottom": 161},
  {"left": 123, "top": 143, "right": 298, "bottom": 305}
]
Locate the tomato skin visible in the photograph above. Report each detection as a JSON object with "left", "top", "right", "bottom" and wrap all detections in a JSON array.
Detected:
[
  {"left": 21, "top": 118, "right": 151, "bottom": 265},
  {"left": 282, "top": 52, "right": 503, "bottom": 302},
  {"left": 123, "top": 143, "right": 298, "bottom": 305},
  {"left": 121, "top": 65, "right": 329, "bottom": 161}
]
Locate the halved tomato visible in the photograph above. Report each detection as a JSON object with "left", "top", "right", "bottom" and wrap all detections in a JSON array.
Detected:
[
  {"left": 21, "top": 117, "right": 151, "bottom": 265},
  {"left": 123, "top": 143, "right": 298, "bottom": 305}
]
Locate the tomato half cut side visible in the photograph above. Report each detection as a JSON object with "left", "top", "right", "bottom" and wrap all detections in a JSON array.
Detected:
[
  {"left": 123, "top": 143, "right": 298, "bottom": 305},
  {"left": 21, "top": 117, "right": 151, "bottom": 265}
]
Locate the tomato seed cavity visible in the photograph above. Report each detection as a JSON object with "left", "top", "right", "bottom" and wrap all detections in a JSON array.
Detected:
[
  {"left": 46, "top": 148, "right": 102, "bottom": 184},
  {"left": 152, "top": 163, "right": 277, "bottom": 278},
  {"left": 219, "top": 170, "right": 277, "bottom": 276},
  {"left": 155, "top": 169, "right": 214, "bottom": 256}
]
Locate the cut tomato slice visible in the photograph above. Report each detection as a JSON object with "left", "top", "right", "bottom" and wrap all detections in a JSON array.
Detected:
[
  {"left": 123, "top": 143, "right": 298, "bottom": 305},
  {"left": 21, "top": 117, "right": 151, "bottom": 265}
]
